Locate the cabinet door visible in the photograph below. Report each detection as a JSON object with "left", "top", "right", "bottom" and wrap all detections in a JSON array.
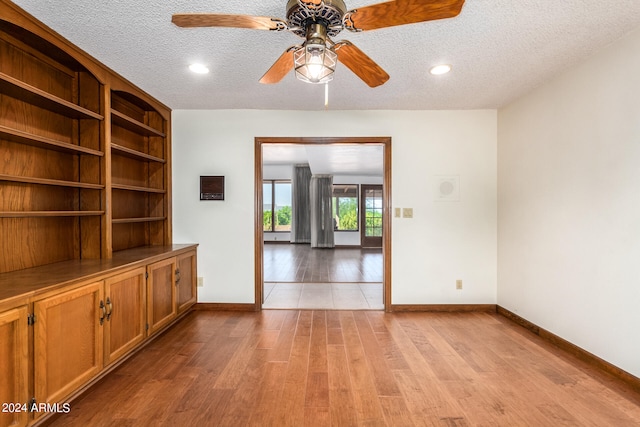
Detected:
[
  {"left": 104, "top": 267, "right": 146, "bottom": 365},
  {"left": 34, "top": 282, "right": 104, "bottom": 407},
  {"left": 176, "top": 251, "right": 197, "bottom": 314},
  {"left": 147, "top": 257, "right": 176, "bottom": 335},
  {"left": 0, "top": 305, "right": 29, "bottom": 427}
]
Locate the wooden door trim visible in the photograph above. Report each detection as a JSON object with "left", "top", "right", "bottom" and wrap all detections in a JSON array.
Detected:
[{"left": 254, "top": 137, "right": 392, "bottom": 311}]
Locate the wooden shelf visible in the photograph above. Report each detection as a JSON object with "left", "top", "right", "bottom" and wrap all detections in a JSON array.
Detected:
[
  {"left": 111, "top": 143, "right": 165, "bottom": 163},
  {"left": 0, "top": 211, "right": 104, "bottom": 218},
  {"left": 0, "top": 72, "right": 104, "bottom": 120},
  {"left": 0, "top": 174, "right": 104, "bottom": 189},
  {"left": 0, "top": 125, "right": 104, "bottom": 156},
  {"left": 112, "top": 216, "right": 165, "bottom": 224},
  {"left": 110, "top": 90, "right": 169, "bottom": 252},
  {"left": 111, "top": 110, "right": 165, "bottom": 137},
  {"left": 112, "top": 184, "right": 166, "bottom": 194}
]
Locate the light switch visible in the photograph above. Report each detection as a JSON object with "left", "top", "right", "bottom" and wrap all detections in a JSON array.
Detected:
[
  {"left": 394, "top": 208, "right": 401, "bottom": 218},
  {"left": 402, "top": 208, "right": 413, "bottom": 218}
]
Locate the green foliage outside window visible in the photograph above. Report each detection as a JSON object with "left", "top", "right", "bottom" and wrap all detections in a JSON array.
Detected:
[
  {"left": 336, "top": 197, "right": 358, "bottom": 230},
  {"left": 333, "top": 195, "right": 358, "bottom": 231},
  {"left": 365, "top": 210, "right": 383, "bottom": 236},
  {"left": 264, "top": 180, "right": 292, "bottom": 232},
  {"left": 263, "top": 210, "right": 272, "bottom": 230},
  {"left": 275, "top": 205, "right": 292, "bottom": 230}
]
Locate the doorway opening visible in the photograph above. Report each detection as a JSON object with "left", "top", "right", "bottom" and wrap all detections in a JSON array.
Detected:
[{"left": 254, "top": 137, "right": 392, "bottom": 311}]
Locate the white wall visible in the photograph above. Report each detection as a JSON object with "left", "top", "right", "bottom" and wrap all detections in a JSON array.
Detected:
[
  {"left": 172, "top": 110, "right": 497, "bottom": 305},
  {"left": 498, "top": 29, "right": 640, "bottom": 377},
  {"left": 263, "top": 164, "right": 293, "bottom": 180}
]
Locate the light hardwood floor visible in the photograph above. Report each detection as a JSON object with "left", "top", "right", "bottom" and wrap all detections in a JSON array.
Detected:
[{"left": 49, "top": 310, "right": 640, "bottom": 426}]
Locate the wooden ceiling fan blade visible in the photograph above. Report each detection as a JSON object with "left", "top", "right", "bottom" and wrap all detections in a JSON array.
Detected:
[
  {"left": 335, "top": 42, "right": 389, "bottom": 87},
  {"left": 172, "top": 13, "right": 286, "bottom": 31},
  {"left": 345, "top": 0, "right": 465, "bottom": 32},
  {"left": 259, "top": 48, "right": 296, "bottom": 84}
]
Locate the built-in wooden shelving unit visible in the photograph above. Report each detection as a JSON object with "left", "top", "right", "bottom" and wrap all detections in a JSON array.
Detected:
[
  {"left": 0, "top": 6, "right": 182, "bottom": 426},
  {"left": 0, "top": 4, "right": 172, "bottom": 272}
]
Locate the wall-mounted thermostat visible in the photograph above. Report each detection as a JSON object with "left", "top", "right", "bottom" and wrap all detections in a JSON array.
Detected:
[{"left": 200, "top": 176, "right": 225, "bottom": 200}]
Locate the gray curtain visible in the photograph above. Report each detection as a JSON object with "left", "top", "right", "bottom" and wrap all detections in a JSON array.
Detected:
[
  {"left": 290, "top": 164, "right": 312, "bottom": 243},
  {"left": 310, "top": 175, "right": 335, "bottom": 248}
]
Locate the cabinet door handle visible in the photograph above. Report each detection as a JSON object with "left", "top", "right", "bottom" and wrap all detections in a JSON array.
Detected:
[
  {"left": 106, "top": 297, "right": 113, "bottom": 321},
  {"left": 99, "top": 300, "right": 106, "bottom": 325},
  {"left": 175, "top": 269, "right": 181, "bottom": 285}
]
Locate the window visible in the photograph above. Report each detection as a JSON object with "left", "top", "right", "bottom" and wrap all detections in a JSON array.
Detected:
[
  {"left": 263, "top": 180, "right": 292, "bottom": 232},
  {"left": 332, "top": 184, "right": 358, "bottom": 231},
  {"left": 363, "top": 186, "right": 383, "bottom": 237}
]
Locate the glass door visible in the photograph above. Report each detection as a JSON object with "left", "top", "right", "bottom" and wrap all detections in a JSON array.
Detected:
[{"left": 360, "top": 185, "right": 383, "bottom": 248}]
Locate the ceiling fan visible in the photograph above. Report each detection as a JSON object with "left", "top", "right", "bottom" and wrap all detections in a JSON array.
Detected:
[{"left": 172, "top": 0, "right": 465, "bottom": 87}]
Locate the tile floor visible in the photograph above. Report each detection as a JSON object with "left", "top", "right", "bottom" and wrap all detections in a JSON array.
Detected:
[{"left": 263, "top": 282, "right": 384, "bottom": 310}]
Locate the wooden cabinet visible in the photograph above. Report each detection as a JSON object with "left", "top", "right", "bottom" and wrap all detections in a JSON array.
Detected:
[
  {"left": 147, "top": 250, "right": 198, "bottom": 334},
  {"left": 0, "top": 244, "right": 197, "bottom": 426},
  {"left": 103, "top": 267, "right": 146, "bottom": 366},
  {"left": 176, "top": 251, "right": 197, "bottom": 314},
  {"left": 146, "top": 257, "right": 177, "bottom": 336},
  {"left": 0, "top": 303, "right": 29, "bottom": 427},
  {"left": 33, "top": 282, "right": 104, "bottom": 409},
  {"left": 0, "top": 4, "right": 194, "bottom": 426}
]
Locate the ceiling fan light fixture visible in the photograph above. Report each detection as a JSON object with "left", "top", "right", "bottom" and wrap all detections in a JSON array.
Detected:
[
  {"left": 429, "top": 64, "right": 452, "bottom": 75},
  {"left": 188, "top": 63, "right": 210, "bottom": 74},
  {"left": 294, "top": 43, "right": 337, "bottom": 84},
  {"left": 174, "top": 0, "right": 466, "bottom": 88}
]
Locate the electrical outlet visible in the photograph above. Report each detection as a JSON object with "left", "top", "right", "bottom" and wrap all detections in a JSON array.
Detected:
[
  {"left": 197, "top": 277, "right": 204, "bottom": 287},
  {"left": 394, "top": 208, "right": 401, "bottom": 218},
  {"left": 456, "top": 280, "right": 463, "bottom": 290},
  {"left": 402, "top": 208, "right": 413, "bottom": 218}
]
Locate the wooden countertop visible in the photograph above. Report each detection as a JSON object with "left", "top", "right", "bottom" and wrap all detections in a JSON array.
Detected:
[{"left": 0, "top": 244, "right": 198, "bottom": 302}]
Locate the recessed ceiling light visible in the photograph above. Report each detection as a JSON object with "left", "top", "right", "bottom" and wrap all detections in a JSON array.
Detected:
[
  {"left": 429, "top": 64, "right": 451, "bottom": 75},
  {"left": 189, "top": 63, "right": 209, "bottom": 74}
]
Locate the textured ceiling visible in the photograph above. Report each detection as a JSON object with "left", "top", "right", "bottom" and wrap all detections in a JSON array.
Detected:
[
  {"left": 10, "top": 0, "right": 640, "bottom": 111},
  {"left": 263, "top": 144, "right": 383, "bottom": 176}
]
